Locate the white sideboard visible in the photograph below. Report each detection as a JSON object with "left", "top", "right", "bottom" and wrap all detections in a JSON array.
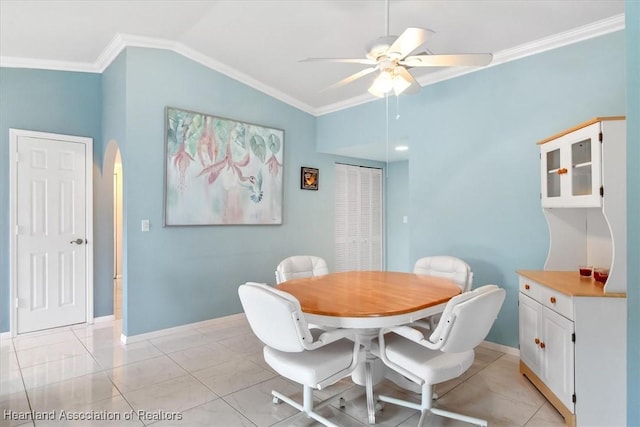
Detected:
[{"left": 518, "top": 117, "right": 627, "bottom": 427}]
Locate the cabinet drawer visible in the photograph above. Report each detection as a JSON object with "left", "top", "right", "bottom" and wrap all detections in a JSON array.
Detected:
[
  {"left": 519, "top": 277, "right": 542, "bottom": 301},
  {"left": 540, "top": 286, "right": 573, "bottom": 320},
  {"left": 518, "top": 276, "right": 574, "bottom": 320}
]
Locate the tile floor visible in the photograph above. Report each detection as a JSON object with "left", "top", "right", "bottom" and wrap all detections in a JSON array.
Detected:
[{"left": 1, "top": 315, "right": 565, "bottom": 427}]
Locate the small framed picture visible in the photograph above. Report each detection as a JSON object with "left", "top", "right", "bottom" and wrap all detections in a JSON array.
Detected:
[{"left": 301, "top": 167, "right": 319, "bottom": 190}]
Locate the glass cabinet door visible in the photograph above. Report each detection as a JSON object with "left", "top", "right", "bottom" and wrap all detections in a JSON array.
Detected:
[
  {"left": 540, "top": 122, "right": 602, "bottom": 208},
  {"left": 571, "top": 138, "right": 592, "bottom": 197},
  {"left": 545, "top": 148, "right": 561, "bottom": 198}
]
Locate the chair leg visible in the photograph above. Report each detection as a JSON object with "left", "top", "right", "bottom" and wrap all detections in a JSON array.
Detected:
[
  {"left": 430, "top": 407, "right": 487, "bottom": 426},
  {"left": 416, "top": 409, "right": 429, "bottom": 427},
  {"left": 384, "top": 369, "right": 422, "bottom": 393},
  {"left": 378, "top": 394, "right": 421, "bottom": 411},
  {"left": 384, "top": 370, "right": 437, "bottom": 400},
  {"left": 271, "top": 386, "right": 344, "bottom": 427},
  {"left": 303, "top": 386, "right": 314, "bottom": 414},
  {"left": 378, "top": 383, "right": 487, "bottom": 427}
]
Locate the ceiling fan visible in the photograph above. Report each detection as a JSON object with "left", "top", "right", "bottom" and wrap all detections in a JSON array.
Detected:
[{"left": 302, "top": 0, "right": 493, "bottom": 98}]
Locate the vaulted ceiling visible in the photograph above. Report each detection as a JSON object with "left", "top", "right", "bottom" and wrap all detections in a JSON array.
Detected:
[{"left": 0, "top": 1, "right": 625, "bottom": 117}]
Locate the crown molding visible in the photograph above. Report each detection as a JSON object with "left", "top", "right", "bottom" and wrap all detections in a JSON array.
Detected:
[
  {"left": 0, "top": 14, "right": 624, "bottom": 117},
  {"left": 490, "top": 13, "right": 624, "bottom": 66},
  {"left": 315, "top": 14, "right": 625, "bottom": 116},
  {"left": 93, "top": 33, "right": 316, "bottom": 115},
  {"left": 170, "top": 40, "right": 316, "bottom": 115},
  {"left": 0, "top": 56, "right": 100, "bottom": 73}
]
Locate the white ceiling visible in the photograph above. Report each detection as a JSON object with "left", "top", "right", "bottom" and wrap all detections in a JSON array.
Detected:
[{"left": 0, "top": 1, "right": 625, "bottom": 161}]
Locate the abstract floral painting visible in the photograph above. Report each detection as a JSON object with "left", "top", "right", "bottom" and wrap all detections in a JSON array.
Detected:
[{"left": 163, "top": 107, "right": 283, "bottom": 225}]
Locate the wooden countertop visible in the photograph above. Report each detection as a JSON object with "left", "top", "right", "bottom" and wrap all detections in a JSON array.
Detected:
[{"left": 517, "top": 270, "right": 626, "bottom": 298}]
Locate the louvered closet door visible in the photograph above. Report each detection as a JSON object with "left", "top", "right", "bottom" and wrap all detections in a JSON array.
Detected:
[
  {"left": 334, "top": 164, "right": 383, "bottom": 271},
  {"left": 334, "top": 165, "right": 348, "bottom": 271},
  {"left": 367, "top": 168, "right": 383, "bottom": 269}
]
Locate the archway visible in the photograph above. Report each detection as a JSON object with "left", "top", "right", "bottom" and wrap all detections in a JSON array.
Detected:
[{"left": 103, "top": 139, "right": 123, "bottom": 321}]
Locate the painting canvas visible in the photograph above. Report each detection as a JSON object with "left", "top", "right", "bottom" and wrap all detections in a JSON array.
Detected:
[{"left": 164, "top": 107, "right": 283, "bottom": 225}]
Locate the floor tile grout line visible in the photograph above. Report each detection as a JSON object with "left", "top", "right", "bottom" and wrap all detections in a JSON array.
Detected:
[
  {"left": 522, "top": 400, "right": 549, "bottom": 427},
  {"left": 111, "top": 365, "right": 220, "bottom": 427},
  {"left": 19, "top": 337, "right": 111, "bottom": 402},
  {"left": 15, "top": 342, "right": 35, "bottom": 425},
  {"left": 185, "top": 354, "right": 278, "bottom": 398},
  {"left": 6, "top": 320, "right": 551, "bottom": 427},
  {"left": 14, "top": 338, "right": 95, "bottom": 371}
]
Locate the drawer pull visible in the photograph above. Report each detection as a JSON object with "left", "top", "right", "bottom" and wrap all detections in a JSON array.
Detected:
[
  {"left": 540, "top": 342, "right": 546, "bottom": 349},
  {"left": 550, "top": 296, "right": 557, "bottom": 304},
  {"left": 534, "top": 338, "right": 540, "bottom": 344},
  {"left": 525, "top": 284, "right": 530, "bottom": 290}
]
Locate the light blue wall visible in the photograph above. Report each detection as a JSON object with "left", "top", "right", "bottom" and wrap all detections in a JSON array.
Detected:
[
  {"left": 0, "top": 49, "right": 382, "bottom": 336},
  {"left": 317, "top": 31, "right": 626, "bottom": 348},
  {"left": 385, "top": 161, "right": 410, "bottom": 272},
  {"left": 118, "top": 48, "right": 382, "bottom": 336},
  {"left": 626, "top": 1, "right": 640, "bottom": 424},
  {"left": 95, "top": 51, "right": 128, "bottom": 320},
  {"left": 0, "top": 68, "right": 102, "bottom": 332}
]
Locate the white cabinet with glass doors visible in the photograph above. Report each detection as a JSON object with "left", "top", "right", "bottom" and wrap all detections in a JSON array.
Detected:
[
  {"left": 519, "top": 117, "right": 627, "bottom": 427},
  {"left": 539, "top": 121, "right": 604, "bottom": 208}
]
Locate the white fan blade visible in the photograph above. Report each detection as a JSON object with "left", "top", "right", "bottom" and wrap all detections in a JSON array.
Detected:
[
  {"left": 325, "top": 67, "right": 378, "bottom": 91},
  {"left": 394, "top": 67, "right": 421, "bottom": 95},
  {"left": 301, "top": 57, "right": 377, "bottom": 65},
  {"left": 401, "top": 53, "right": 493, "bottom": 67},
  {"left": 387, "top": 28, "right": 432, "bottom": 59}
]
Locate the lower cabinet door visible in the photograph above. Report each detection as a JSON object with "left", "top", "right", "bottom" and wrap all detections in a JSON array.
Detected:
[
  {"left": 519, "top": 293, "right": 542, "bottom": 374},
  {"left": 541, "top": 306, "right": 575, "bottom": 413}
]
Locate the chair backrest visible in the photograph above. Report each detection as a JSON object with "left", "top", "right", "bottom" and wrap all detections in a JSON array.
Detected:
[
  {"left": 429, "top": 284, "right": 505, "bottom": 353},
  {"left": 413, "top": 256, "right": 472, "bottom": 292},
  {"left": 238, "top": 282, "right": 313, "bottom": 352},
  {"left": 275, "top": 255, "right": 329, "bottom": 284}
]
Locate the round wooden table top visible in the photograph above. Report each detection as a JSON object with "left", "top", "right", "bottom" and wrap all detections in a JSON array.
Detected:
[{"left": 276, "top": 271, "right": 461, "bottom": 318}]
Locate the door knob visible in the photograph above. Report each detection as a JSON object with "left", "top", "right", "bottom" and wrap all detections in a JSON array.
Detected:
[{"left": 70, "top": 238, "right": 85, "bottom": 245}]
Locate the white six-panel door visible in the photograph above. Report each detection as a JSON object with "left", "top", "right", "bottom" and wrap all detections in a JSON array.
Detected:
[{"left": 10, "top": 129, "right": 93, "bottom": 335}]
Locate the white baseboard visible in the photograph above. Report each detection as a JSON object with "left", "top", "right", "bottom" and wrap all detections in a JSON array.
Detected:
[
  {"left": 93, "top": 315, "right": 115, "bottom": 323},
  {"left": 121, "top": 313, "right": 246, "bottom": 345},
  {"left": 480, "top": 340, "right": 520, "bottom": 356},
  {"left": 2, "top": 315, "right": 118, "bottom": 339}
]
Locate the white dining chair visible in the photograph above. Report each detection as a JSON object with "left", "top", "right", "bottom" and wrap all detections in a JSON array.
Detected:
[
  {"left": 275, "top": 255, "right": 329, "bottom": 284},
  {"left": 413, "top": 256, "right": 473, "bottom": 292},
  {"left": 413, "top": 256, "right": 473, "bottom": 331},
  {"left": 238, "top": 282, "right": 361, "bottom": 427},
  {"left": 372, "top": 284, "right": 506, "bottom": 427}
]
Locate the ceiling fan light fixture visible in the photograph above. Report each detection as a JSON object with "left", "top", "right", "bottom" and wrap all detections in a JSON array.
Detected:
[
  {"left": 303, "top": 0, "right": 492, "bottom": 97},
  {"left": 392, "top": 73, "right": 411, "bottom": 96},
  {"left": 369, "top": 70, "right": 394, "bottom": 98},
  {"left": 368, "top": 68, "right": 412, "bottom": 98}
]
